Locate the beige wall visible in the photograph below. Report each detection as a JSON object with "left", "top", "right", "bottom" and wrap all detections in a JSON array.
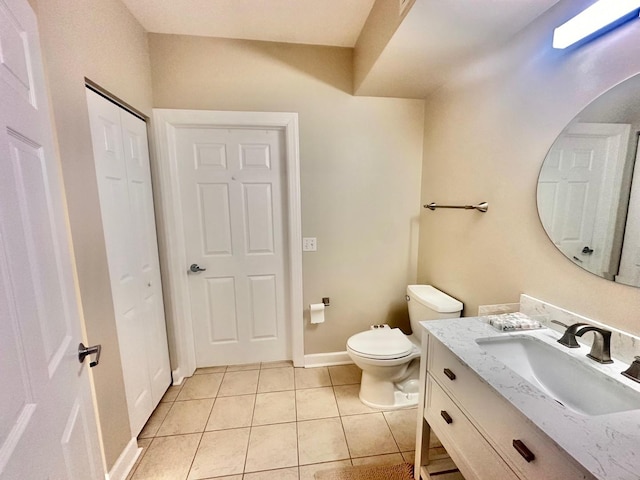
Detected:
[
  {"left": 35, "top": 0, "right": 153, "bottom": 469},
  {"left": 353, "top": 0, "right": 414, "bottom": 94},
  {"left": 148, "top": 34, "right": 425, "bottom": 354},
  {"left": 32, "top": 0, "right": 640, "bottom": 473},
  {"left": 418, "top": 0, "right": 640, "bottom": 335}
]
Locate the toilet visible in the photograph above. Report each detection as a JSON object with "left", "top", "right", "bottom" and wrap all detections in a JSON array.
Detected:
[{"left": 346, "top": 285, "right": 463, "bottom": 409}]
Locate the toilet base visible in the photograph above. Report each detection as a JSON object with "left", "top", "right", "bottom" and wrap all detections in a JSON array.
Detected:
[
  {"left": 359, "top": 389, "right": 419, "bottom": 410},
  {"left": 356, "top": 359, "right": 420, "bottom": 410}
]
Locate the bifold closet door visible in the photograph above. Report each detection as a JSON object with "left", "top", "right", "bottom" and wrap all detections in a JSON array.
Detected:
[{"left": 86, "top": 88, "right": 171, "bottom": 436}]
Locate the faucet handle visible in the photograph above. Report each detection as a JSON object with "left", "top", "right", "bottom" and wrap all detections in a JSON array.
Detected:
[
  {"left": 553, "top": 321, "right": 589, "bottom": 348},
  {"left": 568, "top": 322, "right": 589, "bottom": 331},
  {"left": 621, "top": 357, "right": 640, "bottom": 383},
  {"left": 551, "top": 320, "right": 588, "bottom": 331}
]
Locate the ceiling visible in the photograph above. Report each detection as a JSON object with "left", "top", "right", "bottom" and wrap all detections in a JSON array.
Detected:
[
  {"left": 121, "top": 0, "right": 561, "bottom": 97},
  {"left": 120, "top": 0, "right": 376, "bottom": 47},
  {"left": 355, "top": 0, "right": 562, "bottom": 97}
]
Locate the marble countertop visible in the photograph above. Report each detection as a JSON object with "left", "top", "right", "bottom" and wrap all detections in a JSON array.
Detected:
[{"left": 420, "top": 317, "right": 640, "bottom": 480}]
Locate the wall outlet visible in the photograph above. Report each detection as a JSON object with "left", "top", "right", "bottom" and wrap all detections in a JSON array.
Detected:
[{"left": 303, "top": 237, "right": 317, "bottom": 252}]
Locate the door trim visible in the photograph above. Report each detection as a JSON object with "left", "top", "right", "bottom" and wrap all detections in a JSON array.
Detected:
[{"left": 152, "top": 110, "right": 304, "bottom": 378}]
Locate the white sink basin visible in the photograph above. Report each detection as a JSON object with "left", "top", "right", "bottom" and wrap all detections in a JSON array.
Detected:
[{"left": 475, "top": 335, "right": 640, "bottom": 416}]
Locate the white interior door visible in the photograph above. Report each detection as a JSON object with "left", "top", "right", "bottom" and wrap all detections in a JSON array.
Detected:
[
  {"left": 175, "top": 126, "right": 290, "bottom": 366},
  {"left": 86, "top": 89, "right": 171, "bottom": 436},
  {"left": 537, "top": 123, "right": 629, "bottom": 276},
  {"left": 617, "top": 140, "right": 640, "bottom": 287},
  {"left": 0, "top": 0, "right": 103, "bottom": 478}
]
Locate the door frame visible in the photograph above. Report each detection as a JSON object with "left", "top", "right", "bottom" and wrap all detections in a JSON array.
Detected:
[
  {"left": 616, "top": 134, "right": 640, "bottom": 287},
  {"left": 573, "top": 123, "right": 630, "bottom": 278},
  {"left": 152, "top": 109, "right": 303, "bottom": 380}
]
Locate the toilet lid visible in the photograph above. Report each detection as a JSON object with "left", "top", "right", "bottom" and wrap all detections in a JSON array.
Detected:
[{"left": 347, "top": 328, "right": 414, "bottom": 360}]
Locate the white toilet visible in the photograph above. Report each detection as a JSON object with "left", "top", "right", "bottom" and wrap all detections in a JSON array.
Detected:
[{"left": 346, "top": 285, "right": 463, "bottom": 409}]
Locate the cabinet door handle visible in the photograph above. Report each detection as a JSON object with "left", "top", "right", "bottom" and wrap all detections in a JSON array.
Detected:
[
  {"left": 443, "top": 368, "right": 456, "bottom": 380},
  {"left": 513, "top": 439, "right": 535, "bottom": 462},
  {"left": 440, "top": 410, "right": 453, "bottom": 424}
]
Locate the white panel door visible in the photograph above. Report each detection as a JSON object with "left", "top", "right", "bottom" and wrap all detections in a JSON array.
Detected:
[
  {"left": 0, "top": 0, "right": 103, "bottom": 478},
  {"left": 617, "top": 142, "right": 640, "bottom": 287},
  {"left": 537, "top": 133, "right": 605, "bottom": 272},
  {"left": 176, "top": 127, "right": 289, "bottom": 366},
  {"left": 538, "top": 123, "right": 629, "bottom": 276},
  {"left": 86, "top": 89, "right": 171, "bottom": 436},
  {"left": 119, "top": 107, "right": 172, "bottom": 406}
]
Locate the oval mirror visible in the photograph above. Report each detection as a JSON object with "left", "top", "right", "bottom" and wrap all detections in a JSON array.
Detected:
[{"left": 537, "top": 73, "right": 640, "bottom": 288}]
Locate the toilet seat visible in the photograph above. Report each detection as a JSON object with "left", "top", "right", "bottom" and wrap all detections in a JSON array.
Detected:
[{"left": 347, "top": 328, "right": 414, "bottom": 360}]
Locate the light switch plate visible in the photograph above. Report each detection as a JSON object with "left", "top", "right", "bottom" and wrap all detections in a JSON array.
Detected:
[{"left": 303, "top": 237, "right": 317, "bottom": 251}]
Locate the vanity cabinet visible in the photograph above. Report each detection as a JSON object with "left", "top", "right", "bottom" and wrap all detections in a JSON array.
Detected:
[{"left": 416, "top": 334, "right": 594, "bottom": 480}]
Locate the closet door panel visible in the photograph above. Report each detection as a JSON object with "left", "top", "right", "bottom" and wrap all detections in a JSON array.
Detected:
[
  {"left": 86, "top": 88, "right": 170, "bottom": 436},
  {"left": 119, "top": 109, "right": 171, "bottom": 406}
]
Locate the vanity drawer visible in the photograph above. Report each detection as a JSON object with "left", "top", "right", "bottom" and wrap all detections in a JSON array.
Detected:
[
  {"left": 425, "top": 375, "right": 519, "bottom": 480},
  {"left": 427, "top": 336, "right": 593, "bottom": 480}
]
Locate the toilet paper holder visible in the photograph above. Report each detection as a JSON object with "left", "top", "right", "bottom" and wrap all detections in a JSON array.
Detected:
[{"left": 310, "top": 299, "right": 329, "bottom": 325}]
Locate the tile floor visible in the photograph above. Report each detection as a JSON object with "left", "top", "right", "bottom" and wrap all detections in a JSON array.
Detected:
[{"left": 127, "top": 362, "right": 419, "bottom": 480}]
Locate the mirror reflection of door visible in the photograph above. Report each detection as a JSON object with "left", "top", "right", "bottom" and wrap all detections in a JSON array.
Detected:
[
  {"left": 617, "top": 138, "right": 640, "bottom": 287},
  {"left": 537, "top": 123, "right": 630, "bottom": 278}
]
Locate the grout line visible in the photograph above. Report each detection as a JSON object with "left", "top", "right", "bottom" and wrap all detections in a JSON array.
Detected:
[
  {"left": 199, "top": 386, "right": 217, "bottom": 435},
  {"left": 241, "top": 379, "right": 259, "bottom": 475},
  {"left": 153, "top": 398, "right": 178, "bottom": 438},
  {"left": 336, "top": 393, "right": 354, "bottom": 463},
  {"left": 143, "top": 364, "right": 397, "bottom": 478},
  {"left": 381, "top": 410, "right": 403, "bottom": 455},
  {"left": 184, "top": 431, "right": 205, "bottom": 480},
  {"left": 333, "top": 385, "right": 354, "bottom": 467},
  {"left": 256, "top": 367, "right": 265, "bottom": 394},
  {"left": 328, "top": 366, "right": 335, "bottom": 386},
  {"left": 294, "top": 402, "right": 301, "bottom": 475}
]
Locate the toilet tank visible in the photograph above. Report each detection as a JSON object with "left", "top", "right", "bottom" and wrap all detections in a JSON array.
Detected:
[{"left": 406, "top": 285, "right": 462, "bottom": 340}]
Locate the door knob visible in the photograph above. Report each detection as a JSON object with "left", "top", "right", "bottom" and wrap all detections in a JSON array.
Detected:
[
  {"left": 582, "top": 246, "right": 594, "bottom": 255},
  {"left": 78, "top": 343, "right": 101, "bottom": 368},
  {"left": 189, "top": 264, "right": 207, "bottom": 273}
]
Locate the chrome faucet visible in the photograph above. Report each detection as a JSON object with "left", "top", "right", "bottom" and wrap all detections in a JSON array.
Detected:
[{"left": 551, "top": 320, "right": 613, "bottom": 364}]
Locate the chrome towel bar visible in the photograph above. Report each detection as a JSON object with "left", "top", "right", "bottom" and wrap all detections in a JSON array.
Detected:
[{"left": 424, "top": 202, "right": 488, "bottom": 213}]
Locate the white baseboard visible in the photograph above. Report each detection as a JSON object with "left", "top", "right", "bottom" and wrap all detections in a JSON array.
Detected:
[
  {"left": 304, "top": 351, "right": 353, "bottom": 368},
  {"left": 171, "top": 367, "right": 187, "bottom": 385},
  {"left": 105, "top": 437, "right": 140, "bottom": 480},
  {"left": 173, "top": 354, "right": 352, "bottom": 372}
]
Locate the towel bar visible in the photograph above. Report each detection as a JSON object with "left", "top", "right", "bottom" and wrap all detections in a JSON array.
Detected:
[{"left": 424, "top": 202, "right": 488, "bottom": 213}]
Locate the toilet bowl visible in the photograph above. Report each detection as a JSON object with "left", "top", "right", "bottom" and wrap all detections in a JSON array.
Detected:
[
  {"left": 346, "top": 285, "right": 462, "bottom": 409},
  {"left": 347, "top": 327, "right": 421, "bottom": 409}
]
